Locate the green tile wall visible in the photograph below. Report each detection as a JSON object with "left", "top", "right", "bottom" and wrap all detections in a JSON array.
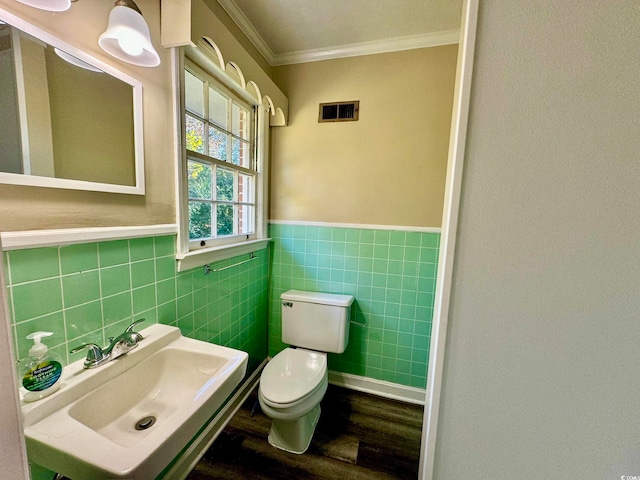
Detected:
[
  {"left": 4, "top": 236, "right": 268, "bottom": 374},
  {"left": 5, "top": 225, "right": 437, "bottom": 393},
  {"left": 268, "top": 223, "right": 439, "bottom": 389}
]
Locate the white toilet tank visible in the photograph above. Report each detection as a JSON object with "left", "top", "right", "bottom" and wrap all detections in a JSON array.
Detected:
[{"left": 281, "top": 290, "right": 354, "bottom": 354}]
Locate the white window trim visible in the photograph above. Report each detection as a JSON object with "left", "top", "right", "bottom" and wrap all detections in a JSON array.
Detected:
[
  {"left": 174, "top": 49, "right": 270, "bottom": 272},
  {"left": 176, "top": 237, "right": 269, "bottom": 272}
]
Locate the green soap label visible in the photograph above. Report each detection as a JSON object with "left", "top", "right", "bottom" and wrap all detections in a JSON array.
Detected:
[{"left": 22, "top": 360, "right": 62, "bottom": 392}]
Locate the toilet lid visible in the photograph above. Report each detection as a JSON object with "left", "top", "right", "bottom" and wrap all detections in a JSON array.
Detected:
[{"left": 261, "top": 348, "right": 327, "bottom": 404}]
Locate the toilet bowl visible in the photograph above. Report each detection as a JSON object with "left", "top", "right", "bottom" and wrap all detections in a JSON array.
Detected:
[
  {"left": 258, "top": 348, "right": 328, "bottom": 454},
  {"left": 259, "top": 290, "right": 354, "bottom": 454}
]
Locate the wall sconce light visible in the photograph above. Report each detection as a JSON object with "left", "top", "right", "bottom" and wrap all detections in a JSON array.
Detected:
[
  {"left": 15, "top": 0, "right": 160, "bottom": 67},
  {"left": 16, "top": 0, "right": 71, "bottom": 12},
  {"left": 99, "top": 0, "right": 160, "bottom": 67}
]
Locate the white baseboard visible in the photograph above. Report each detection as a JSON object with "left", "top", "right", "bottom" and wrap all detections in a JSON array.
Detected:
[
  {"left": 328, "top": 370, "right": 426, "bottom": 406},
  {"left": 165, "top": 359, "right": 267, "bottom": 480}
]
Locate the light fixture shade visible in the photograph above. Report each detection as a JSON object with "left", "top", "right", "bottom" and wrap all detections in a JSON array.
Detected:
[
  {"left": 16, "top": 0, "right": 71, "bottom": 12},
  {"left": 54, "top": 48, "right": 103, "bottom": 73},
  {"left": 98, "top": 3, "right": 160, "bottom": 67}
]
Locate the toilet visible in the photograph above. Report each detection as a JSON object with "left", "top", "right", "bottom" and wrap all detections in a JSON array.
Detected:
[{"left": 258, "top": 290, "right": 354, "bottom": 454}]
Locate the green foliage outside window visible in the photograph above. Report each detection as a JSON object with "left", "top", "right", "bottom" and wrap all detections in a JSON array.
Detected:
[
  {"left": 185, "top": 116, "right": 204, "bottom": 154},
  {"left": 188, "top": 201, "right": 211, "bottom": 239}
]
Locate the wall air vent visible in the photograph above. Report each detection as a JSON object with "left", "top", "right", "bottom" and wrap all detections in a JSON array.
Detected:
[{"left": 318, "top": 101, "right": 359, "bottom": 123}]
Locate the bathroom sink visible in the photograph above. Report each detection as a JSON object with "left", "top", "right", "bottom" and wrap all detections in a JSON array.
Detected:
[{"left": 21, "top": 324, "right": 248, "bottom": 479}]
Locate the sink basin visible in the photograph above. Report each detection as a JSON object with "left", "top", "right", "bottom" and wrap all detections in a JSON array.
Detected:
[
  {"left": 21, "top": 324, "right": 248, "bottom": 479},
  {"left": 68, "top": 347, "right": 232, "bottom": 448}
]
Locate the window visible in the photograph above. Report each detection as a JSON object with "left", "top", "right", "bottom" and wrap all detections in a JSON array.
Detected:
[
  {"left": 184, "top": 64, "right": 256, "bottom": 249},
  {"left": 176, "top": 59, "right": 269, "bottom": 271}
]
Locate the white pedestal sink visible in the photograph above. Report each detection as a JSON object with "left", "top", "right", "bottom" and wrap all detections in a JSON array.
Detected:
[{"left": 21, "top": 324, "right": 248, "bottom": 479}]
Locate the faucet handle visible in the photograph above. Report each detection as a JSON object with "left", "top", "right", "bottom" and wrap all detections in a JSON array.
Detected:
[
  {"left": 124, "top": 318, "right": 145, "bottom": 342},
  {"left": 125, "top": 318, "right": 145, "bottom": 332},
  {"left": 70, "top": 343, "right": 109, "bottom": 369}
]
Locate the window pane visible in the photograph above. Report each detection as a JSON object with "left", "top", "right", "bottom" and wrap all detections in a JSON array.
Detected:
[
  {"left": 239, "top": 205, "right": 254, "bottom": 235},
  {"left": 189, "top": 201, "right": 212, "bottom": 240},
  {"left": 232, "top": 138, "right": 251, "bottom": 168},
  {"left": 238, "top": 173, "right": 254, "bottom": 204},
  {"left": 184, "top": 61, "right": 258, "bottom": 248},
  {"left": 216, "top": 204, "right": 234, "bottom": 237},
  {"left": 185, "top": 71, "right": 204, "bottom": 117},
  {"left": 188, "top": 160, "right": 212, "bottom": 199},
  {"left": 209, "top": 87, "right": 228, "bottom": 128},
  {"left": 231, "top": 103, "right": 248, "bottom": 140},
  {"left": 216, "top": 168, "right": 234, "bottom": 202},
  {"left": 186, "top": 115, "right": 205, "bottom": 154},
  {"left": 208, "top": 126, "right": 227, "bottom": 161}
]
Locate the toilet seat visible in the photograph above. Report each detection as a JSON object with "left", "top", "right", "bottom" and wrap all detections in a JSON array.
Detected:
[{"left": 260, "top": 348, "right": 327, "bottom": 406}]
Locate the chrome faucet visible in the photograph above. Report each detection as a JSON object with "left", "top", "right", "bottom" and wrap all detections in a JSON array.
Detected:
[{"left": 71, "top": 319, "right": 146, "bottom": 369}]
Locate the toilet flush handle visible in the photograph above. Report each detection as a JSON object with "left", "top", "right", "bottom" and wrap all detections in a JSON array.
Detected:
[{"left": 282, "top": 301, "right": 293, "bottom": 308}]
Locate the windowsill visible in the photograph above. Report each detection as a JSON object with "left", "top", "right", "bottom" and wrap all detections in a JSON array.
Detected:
[{"left": 175, "top": 238, "right": 270, "bottom": 272}]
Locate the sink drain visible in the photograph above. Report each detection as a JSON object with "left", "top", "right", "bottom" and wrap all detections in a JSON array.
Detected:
[{"left": 135, "top": 415, "right": 156, "bottom": 431}]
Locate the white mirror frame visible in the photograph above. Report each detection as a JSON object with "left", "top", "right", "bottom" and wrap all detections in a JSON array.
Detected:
[{"left": 0, "top": 7, "right": 145, "bottom": 195}]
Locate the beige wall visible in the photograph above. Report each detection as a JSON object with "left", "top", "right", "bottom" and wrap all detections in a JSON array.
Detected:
[
  {"left": 434, "top": 2, "right": 640, "bottom": 479},
  {"left": 270, "top": 46, "right": 457, "bottom": 228},
  {"left": 19, "top": 33, "right": 55, "bottom": 178},
  {"left": 0, "top": 0, "right": 175, "bottom": 232},
  {"left": 45, "top": 47, "right": 135, "bottom": 186}
]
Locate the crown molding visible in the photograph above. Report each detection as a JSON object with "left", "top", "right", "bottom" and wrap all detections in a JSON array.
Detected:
[
  {"left": 272, "top": 30, "right": 460, "bottom": 66},
  {"left": 217, "top": 0, "right": 459, "bottom": 66},
  {"left": 216, "top": 0, "right": 275, "bottom": 63}
]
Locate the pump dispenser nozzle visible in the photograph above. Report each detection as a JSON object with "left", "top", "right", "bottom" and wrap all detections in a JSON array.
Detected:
[{"left": 26, "top": 331, "right": 53, "bottom": 358}]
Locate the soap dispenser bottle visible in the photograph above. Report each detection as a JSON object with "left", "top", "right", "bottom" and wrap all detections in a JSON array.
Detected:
[{"left": 19, "top": 331, "right": 63, "bottom": 402}]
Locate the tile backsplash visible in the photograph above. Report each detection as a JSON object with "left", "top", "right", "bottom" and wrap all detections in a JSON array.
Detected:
[
  {"left": 4, "top": 235, "right": 268, "bottom": 373},
  {"left": 268, "top": 223, "right": 439, "bottom": 389}
]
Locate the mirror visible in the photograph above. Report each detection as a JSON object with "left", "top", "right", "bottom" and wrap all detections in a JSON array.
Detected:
[{"left": 0, "top": 10, "right": 144, "bottom": 195}]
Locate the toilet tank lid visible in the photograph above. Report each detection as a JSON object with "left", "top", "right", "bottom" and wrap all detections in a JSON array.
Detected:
[{"left": 281, "top": 290, "right": 354, "bottom": 307}]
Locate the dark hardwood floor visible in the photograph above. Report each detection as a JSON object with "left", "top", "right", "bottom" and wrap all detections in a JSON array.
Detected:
[{"left": 187, "top": 384, "right": 424, "bottom": 480}]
